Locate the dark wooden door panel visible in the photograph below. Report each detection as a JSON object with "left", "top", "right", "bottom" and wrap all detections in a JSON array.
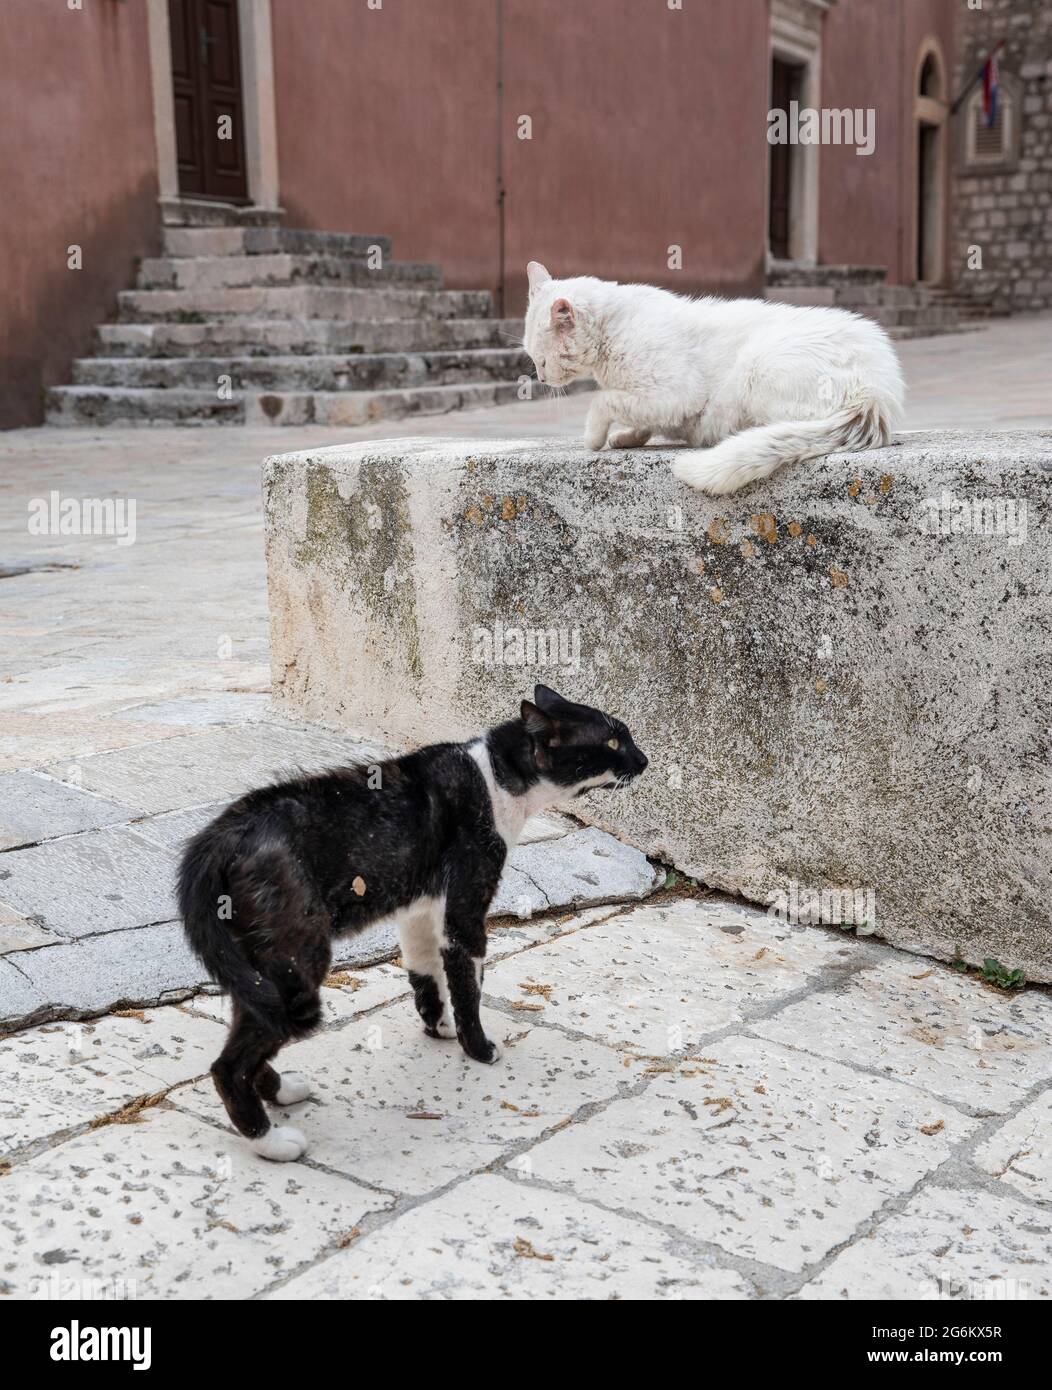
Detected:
[
  {"left": 168, "top": 0, "right": 248, "bottom": 202},
  {"left": 769, "top": 59, "right": 793, "bottom": 260}
]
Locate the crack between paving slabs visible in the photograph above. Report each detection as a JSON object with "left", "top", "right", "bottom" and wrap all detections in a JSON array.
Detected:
[{"left": 7, "top": 901, "right": 1049, "bottom": 1298}]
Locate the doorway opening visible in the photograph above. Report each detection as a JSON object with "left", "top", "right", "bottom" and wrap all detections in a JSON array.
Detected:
[
  {"left": 168, "top": 0, "right": 249, "bottom": 203},
  {"left": 769, "top": 57, "right": 805, "bottom": 261},
  {"left": 914, "top": 46, "right": 947, "bottom": 285}
]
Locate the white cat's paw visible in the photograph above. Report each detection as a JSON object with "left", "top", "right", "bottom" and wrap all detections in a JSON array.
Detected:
[
  {"left": 608, "top": 427, "right": 650, "bottom": 449},
  {"left": 583, "top": 432, "right": 608, "bottom": 451},
  {"left": 252, "top": 1124, "right": 308, "bottom": 1163},
  {"left": 274, "top": 1072, "right": 312, "bottom": 1105}
]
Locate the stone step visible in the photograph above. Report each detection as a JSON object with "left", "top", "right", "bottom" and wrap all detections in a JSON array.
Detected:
[
  {"left": 95, "top": 317, "right": 524, "bottom": 358},
  {"left": 886, "top": 324, "right": 975, "bottom": 341},
  {"left": 45, "top": 386, "right": 243, "bottom": 427},
  {"left": 117, "top": 285, "right": 493, "bottom": 323},
  {"left": 45, "top": 378, "right": 590, "bottom": 429},
  {"left": 158, "top": 197, "right": 284, "bottom": 228},
  {"left": 766, "top": 284, "right": 937, "bottom": 309},
  {"left": 137, "top": 253, "right": 442, "bottom": 292},
  {"left": 72, "top": 348, "right": 534, "bottom": 392},
  {"left": 161, "top": 226, "right": 393, "bottom": 259},
  {"left": 765, "top": 287, "right": 960, "bottom": 333},
  {"left": 767, "top": 263, "right": 888, "bottom": 287}
]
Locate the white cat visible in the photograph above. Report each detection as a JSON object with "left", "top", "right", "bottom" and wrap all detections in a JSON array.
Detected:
[{"left": 522, "top": 261, "right": 905, "bottom": 495}]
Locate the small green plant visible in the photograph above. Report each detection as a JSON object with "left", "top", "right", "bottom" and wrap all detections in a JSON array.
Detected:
[
  {"left": 951, "top": 949, "right": 969, "bottom": 973},
  {"left": 979, "top": 957, "right": 1026, "bottom": 990}
]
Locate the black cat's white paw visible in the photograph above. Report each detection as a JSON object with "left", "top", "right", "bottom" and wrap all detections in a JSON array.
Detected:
[
  {"left": 274, "top": 1072, "right": 312, "bottom": 1105},
  {"left": 428, "top": 1012, "right": 457, "bottom": 1040},
  {"left": 251, "top": 1124, "right": 308, "bottom": 1162}
]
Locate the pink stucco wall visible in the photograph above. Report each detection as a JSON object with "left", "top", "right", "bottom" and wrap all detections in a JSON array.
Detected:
[
  {"left": 0, "top": 0, "right": 159, "bottom": 427},
  {"left": 820, "top": 0, "right": 956, "bottom": 283},
  {"left": 270, "top": 0, "right": 769, "bottom": 314}
]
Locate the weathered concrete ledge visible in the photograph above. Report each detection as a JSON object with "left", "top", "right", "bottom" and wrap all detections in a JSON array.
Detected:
[{"left": 263, "top": 432, "right": 1052, "bottom": 980}]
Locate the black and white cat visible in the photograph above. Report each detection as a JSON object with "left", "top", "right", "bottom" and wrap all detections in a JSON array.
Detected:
[{"left": 178, "top": 685, "right": 648, "bottom": 1162}]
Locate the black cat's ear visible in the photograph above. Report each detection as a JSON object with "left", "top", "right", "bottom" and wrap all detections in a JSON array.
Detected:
[
  {"left": 521, "top": 700, "right": 555, "bottom": 737},
  {"left": 533, "top": 684, "right": 566, "bottom": 713}
]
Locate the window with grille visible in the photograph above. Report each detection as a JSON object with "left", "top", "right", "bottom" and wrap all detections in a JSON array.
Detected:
[{"left": 964, "top": 86, "right": 1016, "bottom": 169}]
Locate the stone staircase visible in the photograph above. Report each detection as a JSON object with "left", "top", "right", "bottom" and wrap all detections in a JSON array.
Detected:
[
  {"left": 46, "top": 201, "right": 552, "bottom": 428},
  {"left": 765, "top": 264, "right": 966, "bottom": 339}
]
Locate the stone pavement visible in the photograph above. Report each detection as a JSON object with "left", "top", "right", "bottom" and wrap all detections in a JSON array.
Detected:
[
  {"left": 0, "top": 708, "right": 659, "bottom": 1028},
  {"left": 1, "top": 312, "right": 1050, "bottom": 1298},
  {"left": 2, "top": 894, "right": 1049, "bottom": 1300}
]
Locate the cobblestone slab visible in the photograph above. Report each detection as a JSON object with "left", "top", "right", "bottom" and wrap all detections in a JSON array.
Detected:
[
  {"left": 1, "top": 1007, "right": 226, "bottom": 1155},
  {"left": 796, "top": 1183, "right": 1052, "bottom": 1300},
  {"left": 754, "top": 956, "right": 1052, "bottom": 1114},
  {"left": 0, "top": 902, "right": 57, "bottom": 952},
  {"left": 187, "top": 963, "right": 410, "bottom": 1029},
  {"left": 505, "top": 827, "right": 661, "bottom": 913},
  {"left": 483, "top": 897, "right": 871, "bottom": 1051},
  {"left": 524, "top": 1034, "right": 976, "bottom": 1274},
  {"left": 117, "top": 693, "right": 274, "bottom": 726},
  {"left": 171, "top": 1005, "right": 629, "bottom": 1197},
  {"left": 0, "top": 771, "right": 130, "bottom": 851},
  {"left": 974, "top": 1089, "right": 1052, "bottom": 1204},
  {"left": 0, "top": 1107, "right": 389, "bottom": 1300},
  {"left": 268, "top": 1172, "right": 750, "bottom": 1300},
  {"left": 0, "top": 826, "right": 176, "bottom": 938},
  {"left": 0, "top": 921, "right": 208, "bottom": 1029},
  {"left": 43, "top": 723, "right": 387, "bottom": 815}
]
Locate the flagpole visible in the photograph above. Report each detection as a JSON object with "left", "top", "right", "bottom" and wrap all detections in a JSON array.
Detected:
[{"left": 950, "top": 39, "right": 1004, "bottom": 117}]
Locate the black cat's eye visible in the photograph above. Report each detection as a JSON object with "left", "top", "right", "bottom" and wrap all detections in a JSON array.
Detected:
[{"left": 606, "top": 737, "right": 620, "bottom": 750}]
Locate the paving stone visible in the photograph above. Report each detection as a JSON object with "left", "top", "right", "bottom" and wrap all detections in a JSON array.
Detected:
[
  {"left": 525, "top": 1034, "right": 976, "bottom": 1275},
  {"left": 973, "top": 1089, "right": 1052, "bottom": 1203},
  {"left": 796, "top": 1183, "right": 1052, "bottom": 1300},
  {"left": 188, "top": 963, "right": 410, "bottom": 1029},
  {"left": 269, "top": 1172, "right": 750, "bottom": 1300},
  {"left": 0, "top": 826, "right": 177, "bottom": 938},
  {"left": 0, "top": 1107, "right": 389, "bottom": 1299},
  {"left": 330, "top": 917, "right": 400, "bottom": 968},
  {"left": 0, "top": 771, "right": 129, "bottom": 850},
  {"left": 489, "top": 863, "right": 548, "bottom": 919},
  {"left": 43, "top": 722, "right": 387, "bottom": 815},
  {"left": 483, "top": 897, "right": 869, "bottom": 1052},
  {"left": 0, "top": 1007, "right": 227, "bottom": 1155},
  {"left": 127, "top": 804, "right": 223, "bottom": 853},
  {"left": 486, "top": 905, "right": 622, "bottom": 961},
  {"left": 754, "top": 956, "right": 1052, "bottom": 1114},
  {"left": 172, "top": 1004, "right": 629, "bottom": 1196},
  {"left": 117, "top": 693, "right": 274, "bottom": 726},
  {"left": 0, "top": 901, "right": 57, "bottom": 952},
  {"left": 507, "top": 827, "right": 660, "bottom": 913},
  {"left": 0, "top": 921, "right": 209, "bottom": 1029}
]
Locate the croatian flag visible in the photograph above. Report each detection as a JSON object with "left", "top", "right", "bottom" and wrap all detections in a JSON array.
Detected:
[{"left": 981, "top": 47, "right": 1000, "bottom": 127}]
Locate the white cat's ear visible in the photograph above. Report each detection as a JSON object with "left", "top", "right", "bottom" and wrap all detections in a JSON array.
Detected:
[
  {"left": 527, "top": 261, "right": 551, "bottom": 294},
  {"left": 550, "top": 297, "right": 575, "bottom": 332}
]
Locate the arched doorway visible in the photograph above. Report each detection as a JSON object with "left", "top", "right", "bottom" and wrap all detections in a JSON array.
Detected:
[{"left": 914, "top": 43, "right": 948, "bottom": 285}]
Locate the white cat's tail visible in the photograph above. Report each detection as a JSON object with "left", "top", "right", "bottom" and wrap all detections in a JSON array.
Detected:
[{"left": 671, "top": 398, "right": 894, "bottom": 496}]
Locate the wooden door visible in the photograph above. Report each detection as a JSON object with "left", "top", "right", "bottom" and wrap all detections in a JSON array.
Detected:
[
  {"left": 169, "top": 0, "right": 248, "bottom": 202},
  {"left": 768, "top": 59, "right": 794, "bottom": 260}
]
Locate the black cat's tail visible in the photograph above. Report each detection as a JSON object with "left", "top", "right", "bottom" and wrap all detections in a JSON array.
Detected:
[{"left": 177, "top": 827, "right": 288, "bottom": 1033}]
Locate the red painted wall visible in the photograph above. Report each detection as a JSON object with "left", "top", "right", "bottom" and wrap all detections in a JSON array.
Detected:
[
  {"left": 270, "top": 0, "right": 500, "bottom": 299},
  {"left": 270, "top": 0, "right": 769, "bottom": 314},
  {"left": 0, "top": 0, "right": 159, "bottom": 428},
  {"left": 500, "top": 0, "right": 769, "bottom": 314},
  {"left": 820, "top": 0, "right": 956, "bottom": 283}
]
